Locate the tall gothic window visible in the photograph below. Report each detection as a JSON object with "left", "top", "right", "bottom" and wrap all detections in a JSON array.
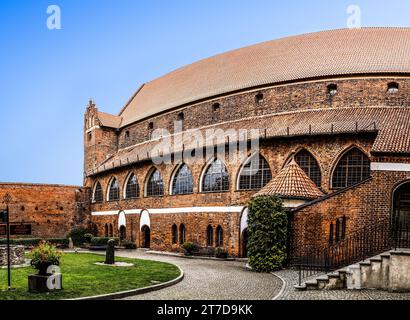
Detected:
[
  {"left": 202, "top": 159, "right": 230, "bottom": 192},
  {"left": 238, "top": 154, "right": 272, "bottom": 190},
  {"left": 104, "top": 224, "right": 109, "bottom": 237},
  {"left": 146, "top": 169, "right": 164, "bottom": 197},
  {"left": 207, "top": 225, "right": 214, "bottom": 247},
  {"left": 216, "top": 226, "right": 224, "bottom": 247},
  {"left": 332, "top": 148, "right": 370, "bottom": 189},
  {"left": 294, "top": 149, "right": 322, "bottom": 187},
  {"left": 172, "top": 224, "right": 178, "bottom": 244},
  {"left": 125, "top": 173, "right": 140, "bottom": 199},
  {"left": 107, "top": 178, "right": 119, "bottom": 201},
  {"left": 172, "top": 164, "right": 194, "bottom": 195},
  {"left": 92, "top": 182, "right": 103, "bottom": 204},
  {"left": 179, "top": 224, "right": 186, "bottom": 244}
]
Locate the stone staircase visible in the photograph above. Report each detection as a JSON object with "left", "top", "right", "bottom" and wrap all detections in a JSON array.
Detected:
[{"left": 296, "top": 249, "right": 410, "bottom": 292}]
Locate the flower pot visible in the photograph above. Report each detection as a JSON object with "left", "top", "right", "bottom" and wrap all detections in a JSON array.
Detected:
[{"left": 32, "top": 262, "right": 53, "bottom": 276}]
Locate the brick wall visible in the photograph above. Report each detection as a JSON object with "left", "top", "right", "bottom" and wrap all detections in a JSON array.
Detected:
[
  {"left": 290, "top": 165, "right": 410, "bottom": 254},
  {"left": 117, "top": 77, "right": 410, "bottom": 149},
  {"left": 0, "top": 183, "right": 90, "bottom": 239},
  {"left": 89, "top": 135, "right": 376, "bottom": 256}
]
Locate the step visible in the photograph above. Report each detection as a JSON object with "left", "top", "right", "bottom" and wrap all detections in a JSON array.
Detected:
[{"left": 305, "top": 280, "right": 319, "bottom": 290}]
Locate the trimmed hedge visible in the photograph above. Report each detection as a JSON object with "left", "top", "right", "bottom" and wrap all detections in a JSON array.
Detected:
[
  {"left": 247, "top": 195, "right": 288, "bottom": 273},
  {"left": 121, "top": 241, "right": 137, "bottom": 249},
  {"left": 0, "top": 238, "right": 69, "bottom": 248},
  {"left": 68, "top": 227, "right": 92, "bottom": 246},
  {"left": 90, "top": 237, "right": 119, "bottom": 247}
]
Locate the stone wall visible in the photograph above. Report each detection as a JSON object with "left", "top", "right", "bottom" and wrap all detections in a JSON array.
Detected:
[
  {"left": 0, "top": 246, "right": 25, "bottom": 266},
  {"left": 0, "top": 183, "right": 91, "bottom": 239}
]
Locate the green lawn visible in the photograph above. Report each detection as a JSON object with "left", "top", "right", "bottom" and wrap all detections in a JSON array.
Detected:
[{"left": 0, "top": 253, "right": 181, "bottom": 300}]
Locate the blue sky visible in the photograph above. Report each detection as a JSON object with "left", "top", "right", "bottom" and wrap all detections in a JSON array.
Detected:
[{"left": 0, "top": 0, "right": 409, "bottom": 185}]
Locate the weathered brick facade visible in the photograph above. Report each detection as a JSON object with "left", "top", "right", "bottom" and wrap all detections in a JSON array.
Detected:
[
  {"left": 0, "top": 183, "right": 90, "bottom": 239},
  {"left": 86, "top": 75, "right": 410, "bottom": 257}
]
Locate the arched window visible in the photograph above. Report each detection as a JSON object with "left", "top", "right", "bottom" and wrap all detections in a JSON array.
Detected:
[
  {"left": 109, "top": 224, "right": 114, "bottom": 237},
  {"left": 179, "top": 224, "right": 186, "bottom": 244},
  {"left": 238, "top": 154, "right": 272, "bottom": 190},
  {"left": 207, "top": 225, "right": 214, "bottom": 247},
  {"left": 125, "top": 173, "right": 140, "bottom": 199},
  {"left": 146, "top": 169, "right": 164, "bottom": 197},
  {"left": 92, "top": 182, "right": 103, "bottom": 204},
  {"left": 107, "top": 178, "right": 119, "bottom": 201},
  {"left": 172, "top": 224, "right": 178, "bottom": 244},
  {"left": 332, "top": 148, "right": 371, "bottom": 189},
  {"left": 172, "top": 164, "right": 194, "bottom": 195},
  {"left": 294, "top": 149, "right": 322, "bottom": 187},
  {"left": 104, "top": 224, "right": 109, "bottom": 237},
  {"left": 202, "top": 159, "right": 229, "bottom": 192},
  {"left": 329, "top": 223, "right": 334, "bottom": 244},
  {"left": 216, "top": 226, "right": 224, "bottom": 247}
]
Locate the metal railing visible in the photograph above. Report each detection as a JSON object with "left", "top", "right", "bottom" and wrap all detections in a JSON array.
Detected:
[{"left": 290, "top": 220, "right": 410, "bottom": 286}]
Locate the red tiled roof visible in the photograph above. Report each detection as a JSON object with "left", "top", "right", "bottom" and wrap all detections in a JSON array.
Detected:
[
  {"left": 119, "top": 28, "right": 410, "bottom": 127},
  {"left": 97, "top": 111, "right": 122, "bottom": 129},
  {"left": 254, "top": 159, "right": 324, "bottom": 200},
  {"left": 87, "top": 107, "right": 410, "bottom": 176}
]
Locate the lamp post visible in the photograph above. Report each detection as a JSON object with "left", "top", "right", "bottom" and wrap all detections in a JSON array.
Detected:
[{"left": 3, "top": 193, "right": 12, "bottom": 290}]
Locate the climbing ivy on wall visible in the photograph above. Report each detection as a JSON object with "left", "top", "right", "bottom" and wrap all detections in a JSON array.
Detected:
[{"left": 247, "top": 195, "right": 288, "bottom": 272}]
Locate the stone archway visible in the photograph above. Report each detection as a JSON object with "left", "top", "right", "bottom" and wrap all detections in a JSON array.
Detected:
[{"left": 393, "top": 181, "right": 410, "bottom": 226}]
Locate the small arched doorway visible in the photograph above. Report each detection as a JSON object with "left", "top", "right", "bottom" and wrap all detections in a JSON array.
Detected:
[
  {"left": 241, "top": 229, "right": 249, "bottom": 258},
  {"left": 141, "top": 225, "right": 151, "bottom": 249},
  {"left": 119, "top": 226, "right": 126, "bottom": 241},
  {"left": 393, "top": 182, "right": 410, "bottom": 226}
]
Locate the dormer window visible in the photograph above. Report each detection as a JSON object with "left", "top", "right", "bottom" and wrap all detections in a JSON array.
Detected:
[
  {"left": 327, "top": 84, "right": 338, "bottom": 96},
  {"left": 387, "top": 82, "right": 399, "bottom": 93},
  {"left": 255, "top": 93, "right": 264, "bottom": 104},
  {"left": 212, "top": 103, "right": 220, "bottom": 112}
]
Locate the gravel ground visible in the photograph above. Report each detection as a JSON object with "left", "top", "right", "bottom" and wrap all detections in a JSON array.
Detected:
[
  {"left": 114, "top": 250, "right": 282, "bottom": 300},
  {"left": 273, "top": 269, "right": 410, "bottom": 300}
]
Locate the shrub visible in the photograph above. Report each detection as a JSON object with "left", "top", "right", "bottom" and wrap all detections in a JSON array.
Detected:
[
  {"left": 68, "top": 227, "right": 91, "bottom": 246},
  {"left": 0, "top": 238, "right": 68, "bottom": 248},
  {"left": 45, "top": 238, "right": 69, "bottom": 248},
  {"left": 247, "top": 195, "right": 288, "bottom": 272},
  {"left": 181, "top": 242, "right": 198, "bottom": 256},
  {"left": 0, "top": 238, "right": 42, "bottom": 247},
  {"left": 90, "top": 237, "right": 119, "bottom": 247},
  {"left": 122, "top": 240, "right": 137, "bottom": 249},
  {"left": 83, "top": 233, "right": 94, "bottom": 244},
  {"left": 215, "top": 247, "right": 228, "bottom": 259}
]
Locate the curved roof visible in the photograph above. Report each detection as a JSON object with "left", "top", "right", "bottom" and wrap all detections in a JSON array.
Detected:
[
  {"left": 119, "top": 28, "right": 410, "bottom": 127},
  {"left": 254, "top": 159, "right": 324, "bottom": 200}
]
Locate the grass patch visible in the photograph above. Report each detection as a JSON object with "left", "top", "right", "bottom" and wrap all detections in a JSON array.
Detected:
[{"left": 0, "top": 253, "right": 181, "bottom": 300}]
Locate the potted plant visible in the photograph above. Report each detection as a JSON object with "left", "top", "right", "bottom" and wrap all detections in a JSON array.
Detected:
[{"left": 29, "top": 241, "right": 62, "bottom": 276}]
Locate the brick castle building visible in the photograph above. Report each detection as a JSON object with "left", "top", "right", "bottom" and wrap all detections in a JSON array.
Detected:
[{"left": 2, "top": 28, "right": 410, "bottom": 257}]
